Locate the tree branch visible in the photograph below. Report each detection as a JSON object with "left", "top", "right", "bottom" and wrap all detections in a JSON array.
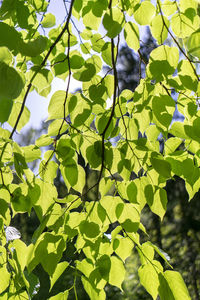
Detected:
[{"left": 9, "top": 0, "right": 75, "bottom": 139}]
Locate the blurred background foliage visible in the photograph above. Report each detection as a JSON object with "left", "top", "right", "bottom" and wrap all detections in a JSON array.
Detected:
[{"left": 12, "top": 30, "right": 200, "bottom": 300}]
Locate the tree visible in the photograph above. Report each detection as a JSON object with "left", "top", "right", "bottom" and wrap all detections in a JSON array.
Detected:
[{"left": 0, "top": 0, "right": 200, "bottom": 299}]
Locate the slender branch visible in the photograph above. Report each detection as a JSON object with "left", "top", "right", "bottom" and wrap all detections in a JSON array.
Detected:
[
  {"left": 9, "top": 0, "right": 75, "bottom": 139},
  {"left": 102, "top": 40, "right": 118, "bottom": 137},
  {"left": 56, "top": 13, "right": 72, "bottom": 139},
  {"left": 97, "top": 37, "right": 118, "bottom": 187}
]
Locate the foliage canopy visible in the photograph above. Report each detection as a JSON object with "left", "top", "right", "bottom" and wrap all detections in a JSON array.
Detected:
[{"left": 0, "top": 0, "right": 200, "bottom": 299}]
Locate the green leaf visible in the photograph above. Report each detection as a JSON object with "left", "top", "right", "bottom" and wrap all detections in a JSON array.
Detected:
[
  {"left": 163, "top": 271, "right": 191, "bottom": 300},
  {"left": 134, "top": 1, "right": 156, "bottom": 25},
  {"left": 177, "top": 60, "right": 198, "bottom": 91},
  {"left": 70, "top": 51, "right": 85, "bottom": 70},
  {"left": 12, "top": 239, "right": 28, "bottom": 271},
  {"left": 16, "top": 1, "right": 30, "bottom": 29},
  {"left": 8, "top": 102, "right": 30, "bottom": 132},
  {"left": 48, "top": 90, "right": 68, "bottom": 120},
  {"left": 161, "top": 0, "right": 177, "bottom": 16},
  {"left": 97, "top": 254, "right": 125, "bottom": 289},
  {"left": 81, "top": 42, "right": 91, "bottom": 54},
  {"left": 0, "top": 266, "right": 11, "bottom": 293},
  {"left": 50, "top": 262, "right": 69, "bottom": 291},
  {"left": 0, "top": 1, "right": 198, "bottom": 298},
  {"left": 22, "top": 145, "right": 41, "bottom": 162},
  {"left": 100, "top": 196, "right": 122, "bottom": 223},
  {"left": 79, "top": 220, "right": 100, "bottom": 239},
  {"left": 147, "top": 188, "right": 168, "bottom": 220},
  {"left": 56, "top": 138, "right": 75, "bottom": 161},
  {"left": 47, "top": 119, "right": 68, "bottom": 136},
  {"left": 82, "top": 276, "right": 106, "bottom": 300},
  {"left": 41, "top": 13, "right": 56, "bottom": 28},
  {"left": 35, "top": 134, "right": 53, "bottom": 147},
  {"left": 51, "top": 53, "right": 69, "bottom": 80},
  {"left": 138, "top": 263, "right": 160, "bottom": 300},
  {"left": 48, "top": 290, "right": 69, "bottom": 300},
  {"left": 0, "top": 47, "right": 12, "bottom": 64},
  {"left": 77, "top": 258, "right": 94, "bottom": 279},
  {"left": 180, "top": 0, "right": 198, "bottom": 12},
  {"left": 28, "top": 233, "right": 66, "bottom": 276},
  {"left": 116, "top": 203, "right": 140, "bottom": 232},
  {"left": 28, "top": 67, "right": 53, "bottom": 95},
  {"left": 101, "top": 42, "right": 112, "bottom": 67},
  {"left": 113, "top": 236, "right": 134, "bottom": 262},
  {"left": 39, "top": 160, "right": 58, "bottom": 184},
  {"left": 151, "top": 154, "right": 172, "bottom": 179},
  {"left": 127, "top": 181, "right": 138, "bottom": 203},
  {"left": 148, "top": 242, "right": 172, "bottom": 268},
  {"left": 34, "top": 179, "right": 57, "bottom": 218},
  {"left": 140, "top": 242, "right": 155, "bottom": 263},
  {"left": 109, "top": 256, "right": 125, "bottom": 289},
  {"left": 0, "top": 98, "right": 13, "bottom": 123},
  {"left": 0, "top": 198, "right": 10, "bottom": 225},
  {"left": 63, "top": 158, "right": 78, "bottom": 187},
  {"left": 186, "top": 28, "right": 200, "bottom": 59},
  {"left": 19, "top": 36, "right": 47, "bottom": 57},
  {"left": 0, "top": 22, "right": 21, "bottom": 53},
  {"left": 170, "top": 122, "right": 189, "bottom": 139},
  {"left": 11, "top": 183, "right": 32, "bottom": 214},
  {"left": 124, "top": 21, "right": 140, "bottom": 51},
  {"left": 82, "top": 1, "right": 104, "bottom": 30},
  {"left": 73, "top": 55, "right": 102, "bottom": 82},
  {"left": 150, "top": 15, "right": 169, "bottom": 44},
  {"left": 91, "top": 33, "right": 105, "bottom": 53},
  {"left": 70, "top": 94, "right": 91, "bottom": 127},
  {"left": 145, "top": 125, "right": 160, "bottom": 142},
  {"left": 171, "top": 12, "right": 199, "bottom": 38},
  {"left": 152, "top": 95, "right": 175, "bottom": 130},
  {"left": 96, "top": 113, "right": 114, "bottom": 136},
  {"left": 0, "top": 62, "right": 24, "bottom": 99},
  {"left": 158, "top": 273, "right": 176, "bottom": 300},
  {"left": 147, "top": 46, "right": 179, "bottom": 82},
  {"left": 73, "top": 164, "right": 86, "bottom": 192},
  {"left": 164, "top": 137, "right": 182, "bottom": 155},
  {"left": 103, "top": 7, "right": 125, "bottom": 38}
]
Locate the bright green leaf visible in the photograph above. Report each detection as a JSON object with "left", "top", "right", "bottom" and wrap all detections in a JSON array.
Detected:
[
  {"left": 150, "top": 15, "right": 169, "bottom": 44},
  {"left": 164, "top": 271, "right": 191, "bottom": 300},
  {"left": 48, "top": 90, "right": 68, "bottom": 120},
  {"left": 50, "top": 262, "right": 69, "bottom": 291},
  {"left": 134, "top": 1, "right": 156, "bottom": 25},
  {"left": 138, "top": 263, "right": 160, "bottom": 300},
  {"left": 124, "top": 22, "right": 140, "bottom": 51},
  {"left": 42, "top": 13, "right": 56, "bottom": 28}
]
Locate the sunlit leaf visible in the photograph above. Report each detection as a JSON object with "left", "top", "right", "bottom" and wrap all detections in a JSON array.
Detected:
[
  {"left": 134, "top": 1, "right": 156, "bottom": 25},
  {"left": 42, "top": 13, "right": 56, "bottom": 28},
  {"left": 124, "top": 22, "right": 140, "bottom": 51}
]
